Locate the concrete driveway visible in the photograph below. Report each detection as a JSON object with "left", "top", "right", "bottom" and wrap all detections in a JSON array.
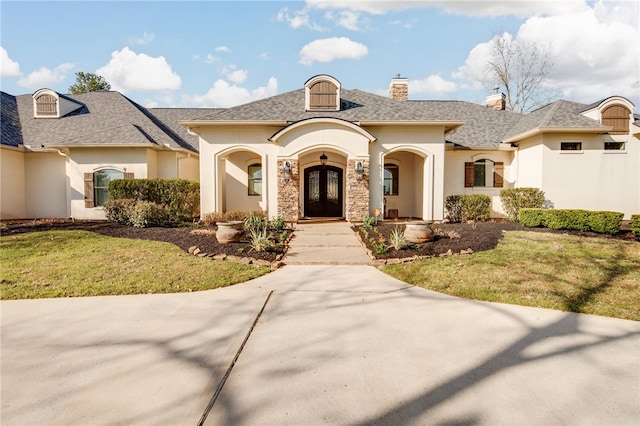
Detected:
[{"left": 2, "top": 265, "right": 639, "bottom": 425}]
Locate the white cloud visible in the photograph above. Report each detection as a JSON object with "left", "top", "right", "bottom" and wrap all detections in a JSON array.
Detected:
[
  {"left": 182, "top": 77, "right": 278, "bottom": 108},
  {"left": 96, "top": 47, "right": 181, "bottom": 92},
  {"left": 299, "top": 37, "right": 368, "bottom": 66},
  {"left": 305, "top": 0, "right": 588, "bottom": 17},
  {"left": 454, "top": 1, "right": 639, "bottom": 104},
  {"left": 410, "top": 75, "right": 457, "bottom": 95},
  {"left": 227, "top": 69, "right": 248, "bottom": 84},
  {"left": 277, "top": 7, "right": 326, "bottom": 31},
  {"left": 17, "top": 63, "right": 74, "bottom": 88},
  {"left": 128, "top": 32, "right": 155, "bottom": 45},
  {"left": 205, "top": 54, "right": 219, "bottom": 64},
  {"left": 215, "top": 46, "right": 231, "bottom": 53},
  {"left": 0, "top": 47, "right": 21, "bottom": 77},
  {"left": 329, "top": 10, "right": 364, "bottom": 30},
  {"left": 259, "top": 52, "right": 271, "bottom": 61}
]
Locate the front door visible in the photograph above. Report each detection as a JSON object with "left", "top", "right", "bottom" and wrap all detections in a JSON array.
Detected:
[{"left": 304, "top": 165, "right": 343, "bottom": 217}]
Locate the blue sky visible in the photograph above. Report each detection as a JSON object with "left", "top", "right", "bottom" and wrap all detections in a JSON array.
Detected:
[{"left": 1, "top": 1, "right": 638, "bottom": 111}]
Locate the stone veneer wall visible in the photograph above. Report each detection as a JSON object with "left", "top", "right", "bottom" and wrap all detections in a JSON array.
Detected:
[
  {"left": 345, "top": 159, "right": 370, "bottom": 222},
  {"left": 277, "top": 159, "right": 300, "bottom": 222}
]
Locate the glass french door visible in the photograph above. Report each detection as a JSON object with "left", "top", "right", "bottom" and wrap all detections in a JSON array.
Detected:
[{"left": 304, "top": 165, "right": 343, "bottom": 217}]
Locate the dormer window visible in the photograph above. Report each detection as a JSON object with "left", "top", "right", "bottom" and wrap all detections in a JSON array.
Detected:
[
  {"left": 35, "top": 93, "right": 58, "bottom": 116},
  {"left": 305, "top": 75, "right": 341, "bottom": 111},
  {"left": 602, "top": 104, "right": 631, "bottom": 135},
  {"left": 32, "top": 88, "right": 83, "bottom": 119}
]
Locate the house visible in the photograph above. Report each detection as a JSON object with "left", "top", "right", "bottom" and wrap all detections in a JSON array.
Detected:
[
  {"left": 180, "top": 74, "right": 639, "bottom": 222},
  {"left": 2, "top": 75, "right": 638, "bottom": 222},
  {"left": 1, "top": 89, "right": 216, "bottom": 220}
]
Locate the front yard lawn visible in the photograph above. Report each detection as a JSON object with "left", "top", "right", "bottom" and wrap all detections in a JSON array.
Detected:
[
  {"left": 383, "top": 231, "right": 640, "bottom": 321},
  {"left": 1, "top": 230, "right": 269, "bottom": 299}
]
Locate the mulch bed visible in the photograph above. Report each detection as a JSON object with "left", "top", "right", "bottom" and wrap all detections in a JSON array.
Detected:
[
  {"left": 356, "top": 221, "right": 638, "bottom": 260},
  {"left": 2, "top": 219, "right": 637, "bottom": 262}
]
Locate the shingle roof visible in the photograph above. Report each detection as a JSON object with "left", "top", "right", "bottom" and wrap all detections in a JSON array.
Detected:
[
  {"left": 504, "top": 100, "right": 605, "bottom": 140},
  {"left": 1, "top": 92, "right": 23, "bottom": 147},
  {"left": 8, "top": 91, "right": 218, "bottom": 153},
  {"left": 148, "top": 108, "right": 222, "bottom": 152}
]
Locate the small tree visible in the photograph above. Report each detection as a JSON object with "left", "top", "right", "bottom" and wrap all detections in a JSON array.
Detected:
[
  {"left": 69, "top": 72, "right": 111, "bottom": 94},
  {"left": 487, "top": 35, "right": 555, "bottom": 113}
]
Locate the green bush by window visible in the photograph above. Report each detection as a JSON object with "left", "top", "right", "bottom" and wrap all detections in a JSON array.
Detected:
[
  {"left": 631, "top": 215, "right": 640, "bottom": 237},
  {"left": 460, "top": 194, "right": 491, "bottom": 222},
  {"left": 129, "top": 202, "right": 170, "bottom": 228},
  {"left": 109, "top": 178, "right": 199, "bottom": 222},
  {"left": 500, "top": 188, "right": 545, "bottom": 222},
  {"left": 103, "top": 199, "right": 136, "bottom": 225},
  {"left": 445, "top": 195, "right": 463, "bottom": 223}
]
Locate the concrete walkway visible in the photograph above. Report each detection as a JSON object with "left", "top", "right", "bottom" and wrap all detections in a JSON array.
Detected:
[
  {"left": 2, "top": 223, "right": 639, "bottom": 425},
  {"left": 283, "top": 221, "right": 371, "bottom": 265}
]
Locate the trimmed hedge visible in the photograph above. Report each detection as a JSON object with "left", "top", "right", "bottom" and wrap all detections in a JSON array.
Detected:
[
  {"left": 445, "top": 194, "right": 491, "bottom": 222},
  {"left": 500, "top": 187, "right": 546, "bottom": 222},
  {"left": 461, "top": 194, "right": 491, "bottom": 222},
  {"left": 103, "top": 199, "right": 136, "bottom": 225},
  {"left": 518, "top": 208, "right": 624, "bottom": 234},
  {"left": 129, "top": 202, "right": 170, "bottom": 228},
  {"left": 109, "top": 178, "right": 199, "bottom": 221},
  {"left": 631, "top": 215, "right": 640, "bottom": 237}
]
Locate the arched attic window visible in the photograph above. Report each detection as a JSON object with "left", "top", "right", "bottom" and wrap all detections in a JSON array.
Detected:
[
  {"left": 602, "top": 105, "right": 631, "bottom": 135},
  {"left": 35, "top": 93, "right": 58, "bottom": 116},
  {"left": 305, "top": 75, "right": 341, "bottom": 111}
]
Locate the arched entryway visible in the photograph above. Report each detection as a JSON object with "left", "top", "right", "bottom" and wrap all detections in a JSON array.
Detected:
[{"left": 303, "top": 165, "right": 343, "bottom": 217}]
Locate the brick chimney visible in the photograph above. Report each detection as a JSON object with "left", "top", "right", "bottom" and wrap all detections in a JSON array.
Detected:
[
  {"left": 486, "top": 92, "right": 506, "bottom": 110},
  {"left": 389, "top": 74, "right": 408, "bottom": 101}
]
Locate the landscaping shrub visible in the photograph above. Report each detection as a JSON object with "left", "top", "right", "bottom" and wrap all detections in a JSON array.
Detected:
[
  {"left": 588, "top": 211, "right": 624, "bottom": 235},
  {"left": 243, "top": 211, "right": 268, "bottom": 233},
  {"left": 109, "top": 178, "right": 199, "bottom": 221},
  {"left": 129, "top": 201, "right": 170, "bottom": 228},
  {"left": 500, "top": 188, "right": 546, "bottom": 222},
  {"left": 519, "top": 208, "right": 624, "bottom": 234},
  {"left": 270, "top": 216, "right": 286, "bottom": 232},
  {"left": 631, "top": 214, "right": 640, "bottom": 237},
  {"left": 445, "top": 195, "right": 462, "bottom": 223},
  {"left": 103, "top": 199, "right": 136, "bottom": 225},
  {"left": 518, "top": 208, "right": 547, "bottom": 227},
  {"left": 460, "top": 194, "right": 491, "bottom": 222}
]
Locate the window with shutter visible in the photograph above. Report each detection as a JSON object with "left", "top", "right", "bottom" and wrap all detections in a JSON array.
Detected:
[
  {"left": 84, "top": 173, "right": 94, "bottom": 208},
  {"left": 90, "top": 169, "right": 125, "bottom": 207},
  {"left": 465, "top": 160, "right": 503, "bottom": 188}
]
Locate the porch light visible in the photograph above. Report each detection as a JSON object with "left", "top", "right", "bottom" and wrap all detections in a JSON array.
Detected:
[
  {"left": 282, "top": 161, "right": 291, "bottom": 182},
  {"left": 355, "top": 161, "right": 364, "bottom": 181},
  {"left": 320, "top": 152, "right": 328, "bottom": 166}
]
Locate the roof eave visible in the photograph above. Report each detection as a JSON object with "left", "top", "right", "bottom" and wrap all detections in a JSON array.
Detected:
[{"left": 503, "top": 126, "right": 613, "bottom": 143}]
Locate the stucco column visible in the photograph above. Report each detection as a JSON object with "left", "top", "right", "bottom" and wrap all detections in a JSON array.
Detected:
[
  {"left": 345, "top": 159, "right": 370, "bottom": 222},
  {"left": 277, "top": 159, "right": 299, "bottom": 222}
]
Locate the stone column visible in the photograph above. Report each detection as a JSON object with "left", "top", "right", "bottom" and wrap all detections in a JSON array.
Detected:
[
  {"left": 345, "top": 159, "right": 370, "bottom": 222},
  {"left": 277, "top": 159, "right": 300, "bottom": 222}
]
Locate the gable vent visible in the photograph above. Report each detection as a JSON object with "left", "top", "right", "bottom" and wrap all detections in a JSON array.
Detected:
[{"left": 305, "top": 75, "right": 341, "bottom": 112}]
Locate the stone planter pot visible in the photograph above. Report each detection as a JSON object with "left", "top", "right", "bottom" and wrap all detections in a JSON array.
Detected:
[
  {"left": 215, "top": 221, "right": 246, "bottom": 244},
  {"left": 404, "top": 221, "right": 434, "bottom": 244}
]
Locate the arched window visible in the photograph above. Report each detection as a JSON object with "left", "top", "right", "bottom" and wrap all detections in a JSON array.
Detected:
[
  {"left": 465, "top": 160, "right": 504, "bottom": 188},
  {"left": 383, "top": 164, "right": 399, "bottom": 195},
  {"left": 35, "top": 94, "right": 57, "bottom": 116},
  {"left": 602, "top": 105, "right": 630, "bottom": 135},
  {"left": 248, "top": 163, "right": 262, "bottom": 196},
  {"left": 93, "top": 169, "right": 124, "bottom": 206}
]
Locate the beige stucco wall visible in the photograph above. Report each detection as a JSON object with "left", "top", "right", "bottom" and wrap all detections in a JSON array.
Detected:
[
  {"left": 370, "top": 126, "right": 446, "bottom": 221},
  {"left": 224, "top": 151, "right": 263, "bottom": 212},
  {"left": 24, "top": 152, "right": 68, "bottom": 218},
  {"left": 444, "top": 150, "right": 515, "bottom": 218},
  {"left": 0, "top": 147, "right": 26, "bottom": 219},
  {"left": 535, "top": 133, "right": 639, "bottom": 218},
  {"left": 68, "top": 148, "right": 149, "bottom": 220}
]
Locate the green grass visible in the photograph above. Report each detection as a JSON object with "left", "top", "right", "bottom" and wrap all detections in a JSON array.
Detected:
[
  {"left": 1, "top": 230, "right": 269, "bottom": 299},
  {"left": 383, "top": 231, "right": 640, "bottom": 321}
]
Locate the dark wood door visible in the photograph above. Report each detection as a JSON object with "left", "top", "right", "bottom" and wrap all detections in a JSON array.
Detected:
[{"left": 304, "top": 165, "right": 343, "bottom": 217}]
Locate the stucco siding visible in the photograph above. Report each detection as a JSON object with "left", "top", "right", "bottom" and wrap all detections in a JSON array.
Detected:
[
  {"left": 24, "top": 152, "right": 67, "bottom": 218},
  {"left": 0, "top": 148, "right": 26, "bottom": 219},
  {"left": 444, "top": 150, "right": 514, "bottom": 218},
  {"left": 68, "top": 148, "right": 149, "bottom": 220},
  {"left": 540, "top": 134, "right": 639, "bottom": 218},
  {"left": 224, "top": 151, "right": 263, "bottom": 212}
]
